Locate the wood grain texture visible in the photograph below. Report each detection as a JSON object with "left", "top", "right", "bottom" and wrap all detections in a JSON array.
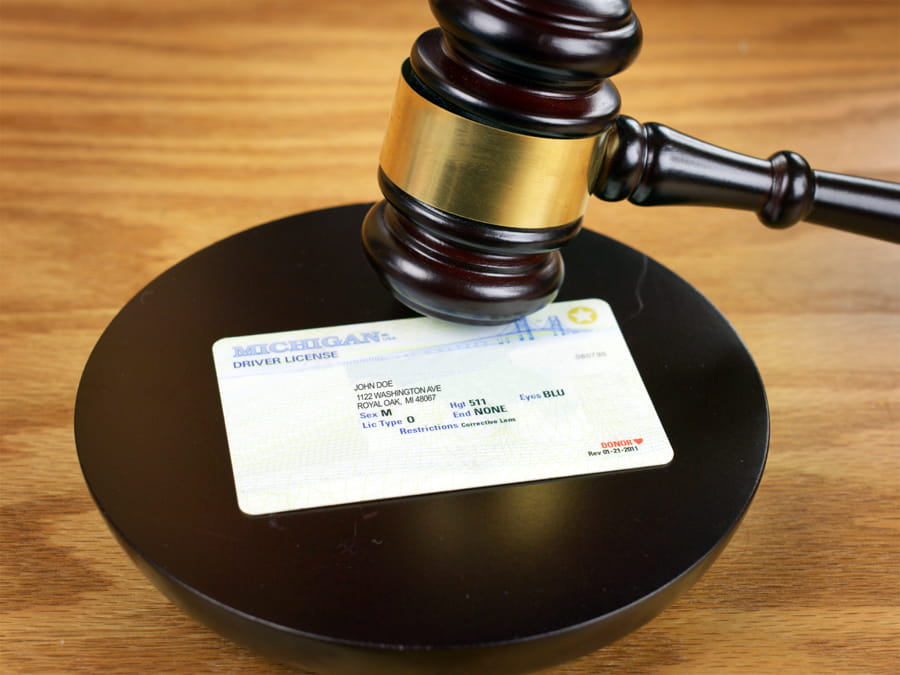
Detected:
[{"left": 1, "top": 0, "right": 897, "bottom": 673}]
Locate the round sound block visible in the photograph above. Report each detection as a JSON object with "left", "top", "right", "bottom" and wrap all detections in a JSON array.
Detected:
[{"left": 75, "top": 204, "right": 768, "bottom": 674}]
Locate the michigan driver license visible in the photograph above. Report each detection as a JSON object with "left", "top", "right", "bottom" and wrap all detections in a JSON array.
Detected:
[{"left": 212, "top": 298, "right": 673, "bottom": 515}]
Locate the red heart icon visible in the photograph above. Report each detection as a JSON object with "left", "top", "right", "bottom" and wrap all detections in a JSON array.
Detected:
[{"left": 633, "top": 438, "right": 644, "bottom": 445}]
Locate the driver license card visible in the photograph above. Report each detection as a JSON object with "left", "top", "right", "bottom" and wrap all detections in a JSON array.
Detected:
[{"left": 212, "top": 298, "right": 673, "bottom": 515}]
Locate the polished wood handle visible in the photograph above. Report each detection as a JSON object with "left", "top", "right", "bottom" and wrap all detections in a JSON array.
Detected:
[{"left": 595, "top": 115, "right": 900, "bottom": 243}]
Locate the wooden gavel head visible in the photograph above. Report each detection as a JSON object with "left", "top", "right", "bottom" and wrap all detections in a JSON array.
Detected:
[{"left": 362, "top": 0, "right": 642, "bottom": 324}]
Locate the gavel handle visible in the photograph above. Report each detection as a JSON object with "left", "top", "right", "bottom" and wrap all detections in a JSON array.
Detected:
[{"left": 595, "top": 115, "right": 900, "bottom": 243}]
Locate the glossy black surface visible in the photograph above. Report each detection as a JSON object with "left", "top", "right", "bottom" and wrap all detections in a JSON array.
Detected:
[{"left": 75, "top": 204, "right": 768, "bottom": 674}]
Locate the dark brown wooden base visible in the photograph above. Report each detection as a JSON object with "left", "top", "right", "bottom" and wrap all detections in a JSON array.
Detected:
[{"left": 76, "top": 204, "right": 768, "bottom": 674}]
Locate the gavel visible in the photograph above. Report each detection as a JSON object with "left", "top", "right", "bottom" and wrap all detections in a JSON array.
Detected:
[{"left": 362, "top": 0, "right": 900, "bottom": 325}]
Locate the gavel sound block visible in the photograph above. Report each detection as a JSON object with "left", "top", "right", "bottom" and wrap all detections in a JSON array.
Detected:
[{"left": 362, "top": 0, "right": 900, "bottom": 325}]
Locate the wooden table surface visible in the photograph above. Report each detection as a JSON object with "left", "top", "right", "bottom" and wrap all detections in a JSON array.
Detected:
[{"left": 2, "top": 0, "right": 898, "bottom": 673}]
